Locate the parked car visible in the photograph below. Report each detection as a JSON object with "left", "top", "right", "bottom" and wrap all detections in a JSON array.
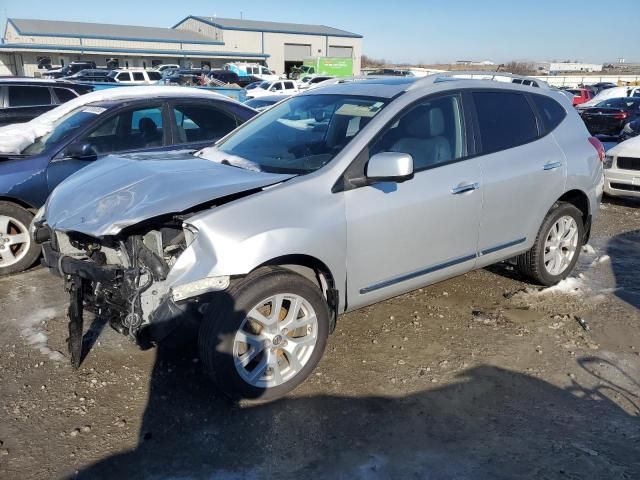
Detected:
[
  {"left": 589, "top": 82, "right": 617, "bottom": 96},
  {"left": 0, "top": 86, "right": 256, "bottom": 275},
  {"left": 235, "top": 76, "right": 265, "bottom": 89},
  {"left": 244, "top": 94, "right": 290, "bottom": 111},
  {"left": 63, "top": 69, "right": 115, "bottom": 83},
  {"left": 246, "top": 80, "right": 298, "bottom": 99},
  {"left": 207, "top": 70, "right": 241, "bottom": 85},
  {"left": 160, "top": 69, "right": 204, "bottom": 86},
  {"left": 108, "top": 69, "right": 163, "bottom": 85},
  {"left": 300, "top": 76, "right": 335, "bottom": 91},
  {"left": 620, "top": 118, "right": 640, "bottom": 141},
  {"left": 565, "top": 87, "right": 593, "bottom": 106},
  {"left": 602, "top": 134, "right": 640, "bottom": 198},
  {"left": 366, "top": 68, "right": 414, "bottom": 76},
  {"left": 244, "top": 81, "right": 263, "bottom": 91},
  {"left": 0, "top": 78, "right": 92, "bottom": 127},
  {"left": 154, "top": 64, "right": 181, "bottom": 73},
  {"left": 580, "top": 97, "right": 640, "bottom": 136},
  {"left": 42, "top": 61, "right": 97, "bottom": 79},
  {"left": 35, "top": 75, "right": 603, "bottom": 400},
  {"left": 577, "top": 86, "right": 640, "bottom": 111}
]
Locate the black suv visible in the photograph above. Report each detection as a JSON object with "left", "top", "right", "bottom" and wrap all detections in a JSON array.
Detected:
[{"left": 0, "top": 78, "right": 93, "bottom": 126}]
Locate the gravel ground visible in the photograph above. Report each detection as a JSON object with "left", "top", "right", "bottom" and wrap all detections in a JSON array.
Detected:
[{"left": 1, "top": 196, "right": 639, "bottom": 480}]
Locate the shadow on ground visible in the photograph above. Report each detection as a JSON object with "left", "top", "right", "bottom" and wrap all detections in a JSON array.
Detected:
[
  {"left": 73, "top": 353, "right": 640, "bottom": 479},
  {"left": 606, "top": 229, "right": 640, "bottom": 310}
]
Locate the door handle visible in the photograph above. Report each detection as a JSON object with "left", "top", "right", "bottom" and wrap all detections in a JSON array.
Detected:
[
  {"left": 451, "top": 182, "right": 480, "bottom": 195},
  {"left": 543, "top": 161, "right": 562, "bottom": 171}
]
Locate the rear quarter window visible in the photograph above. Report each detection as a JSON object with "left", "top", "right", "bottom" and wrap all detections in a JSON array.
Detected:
[
  {"left": 473, "top": 91, "right": 539, "bottom": 154},
  {"left": 8, "top": 86, "right": 52, "bottom": 107},
  {"left": 530, "top": 94, "right": 567, "bottom": 133}
]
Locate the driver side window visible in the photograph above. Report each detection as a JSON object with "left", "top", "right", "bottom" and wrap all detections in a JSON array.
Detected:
[
  {"left": 370, "top": 94, "right": 466, "bottom": 172},
  {"left": 81, "top": 105, "right": 164, "bottom": 155}
]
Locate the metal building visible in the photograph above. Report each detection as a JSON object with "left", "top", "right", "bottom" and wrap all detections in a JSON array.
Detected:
[{"left": 0, "top": 16, "right": 362, "bottom": 77}]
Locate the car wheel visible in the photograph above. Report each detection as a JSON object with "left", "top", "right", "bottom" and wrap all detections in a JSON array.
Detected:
[
  {"left": 517, "top": 202, "right": 585, "bottom": 286},
  {"left": 0, "top": 202, "right": 41, "bottom": 276},
  {"left": 198, "top": 266, "right": 330, "bottom": 402}
]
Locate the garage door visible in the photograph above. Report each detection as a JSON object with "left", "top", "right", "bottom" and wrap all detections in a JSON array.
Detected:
[
  {"left": 284, "top": 44, "right": 312, "bottom": 61},
  {"left": 328, "top": 46, "right": 353, "bottom": 58}
]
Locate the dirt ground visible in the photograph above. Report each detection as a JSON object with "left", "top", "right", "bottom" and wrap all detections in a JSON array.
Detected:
[{"left": 1, "top": 197, "right": 639, "bottom": 480}]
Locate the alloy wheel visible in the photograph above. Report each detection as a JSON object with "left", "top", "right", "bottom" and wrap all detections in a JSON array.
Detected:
[
  {"left": 543, "top": 215, "right": 579, "bottom": 276},
  {"left": 0, "top": 215, "right": 31, "bottom": 268},
  {"left": 233, "top": 293, "right": 319, "bottom": 389}
]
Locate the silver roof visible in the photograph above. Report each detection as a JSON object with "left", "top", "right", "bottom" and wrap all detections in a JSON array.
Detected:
[
  {"left": 9, "top": 18, "right": 217, "bottom": 44},
  {"left": 190, "top": 16, "right": 362, "bottom": 38}
]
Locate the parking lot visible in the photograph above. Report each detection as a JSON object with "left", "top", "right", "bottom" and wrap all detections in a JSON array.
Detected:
[{"left": 0, "top": 195, "right": 638, "bottom": 479}]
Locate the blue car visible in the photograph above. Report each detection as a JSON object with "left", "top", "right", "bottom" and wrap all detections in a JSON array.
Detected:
[{"left": 0, "top": 91, "right": 256, "bottom": 275}]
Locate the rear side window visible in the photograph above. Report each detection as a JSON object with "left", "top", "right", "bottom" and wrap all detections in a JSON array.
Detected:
[
  {"left": 8, "top": 86, "right": 52, "bottom": 107},
  {"left": 54, "top": 88, "right": 77, "bottom": 103},
  {"left": 133, "top": 72, "right": 145, "bottom": 81},
  {"left": 531, "top": 94, "right": 566, "bottom": 133},
  {"left": 116, "top": 72, "right": 131, "bottom": 81},
  {"left": 473, "top": 91, "right": 538, "bottom": 153}
]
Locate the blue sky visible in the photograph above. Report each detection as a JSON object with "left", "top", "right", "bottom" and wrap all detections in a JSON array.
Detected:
[{"left": 1, "top": 0, "right": 637, "bottom": 64}]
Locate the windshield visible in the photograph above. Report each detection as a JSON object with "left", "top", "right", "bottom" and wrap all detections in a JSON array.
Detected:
[
  {"left": 201, "top": 94, "right": 387, "bottom": 174},
  {"left": 259, "top": 82, "right": 271, "bottom": 90},
  {"left": 596, "top": 98, "right": 640, "bottom": 109},
  {"left": 21, "top": 106, "right": 106, "bottom": 155}
]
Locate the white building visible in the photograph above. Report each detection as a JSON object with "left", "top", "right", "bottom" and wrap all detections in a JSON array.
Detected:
[
  {"left": 536, "top": 62, "right": 603, "bottom": 74},
  {"left": 0, "top": 16, "right": 362, "bottom": 77}
]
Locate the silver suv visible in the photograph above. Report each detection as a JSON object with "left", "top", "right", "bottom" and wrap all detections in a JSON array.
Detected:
[{"left": 37, "top": 74, "right": 604, "bottom": 401}]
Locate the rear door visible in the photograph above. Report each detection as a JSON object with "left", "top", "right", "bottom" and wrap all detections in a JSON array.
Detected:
[
  {"left": 471, "top": 90, "right": 567, "bottom": 266},
  {"left": 1, "top": 85, "right": 55, "bottom": 125},
  {"left": 168, "top": 101, "right": 250, "bottom": 150}
]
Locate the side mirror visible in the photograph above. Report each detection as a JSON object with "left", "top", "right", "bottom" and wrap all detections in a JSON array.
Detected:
[
  {"left": 366, "top": 152, "right": 414, "bottom": 183},
  {"left": 64, "top": 142, "right": 97, "bottom": 160}
]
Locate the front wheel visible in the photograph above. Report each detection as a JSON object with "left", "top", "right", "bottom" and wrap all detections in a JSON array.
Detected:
[
  {"left": 0, "top": 202, "right": 41, "bottom": 276},
  {"left": 517, "top": 202, "right": 585, "bottom": 286},
  {"left": 198, "top": 267, "right": 330, "bottom": 402}
]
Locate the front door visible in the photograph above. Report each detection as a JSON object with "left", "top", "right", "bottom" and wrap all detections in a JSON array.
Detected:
[{"left": 344, "top": 93, "right": 483, "bottom": 309}]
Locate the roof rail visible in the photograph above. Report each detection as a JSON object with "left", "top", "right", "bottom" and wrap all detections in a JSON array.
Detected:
[{"left": 408, "top": 70, "right": 549, "bottom": 90}]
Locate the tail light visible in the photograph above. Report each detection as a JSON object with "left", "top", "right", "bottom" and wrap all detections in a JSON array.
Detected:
[
  {"left": 588, "top": 137, "right": 605, "bottom": 162},
  {"left": 613, "top": 112, "right": 630, "bottom": 120}
]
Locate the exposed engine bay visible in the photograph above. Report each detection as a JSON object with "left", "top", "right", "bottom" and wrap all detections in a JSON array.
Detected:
[{"left": 39, "top": 215, "right": 202, "bottom": 362}]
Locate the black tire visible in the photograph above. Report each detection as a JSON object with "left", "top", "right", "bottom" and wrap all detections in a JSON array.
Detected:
[
  {"left": 517, "top": 202, "right": 585, "bottom": 286},
  {"left": 198, "top": 266, "right": 330, "bottom": 402},
  {"left": 0, "top": 201, "right": 40, "bottom": 276}
]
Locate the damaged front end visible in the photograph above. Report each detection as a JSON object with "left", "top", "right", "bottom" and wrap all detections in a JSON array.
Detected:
[{"left": 37, "top": 217, "right": 228, "bottom": 362}]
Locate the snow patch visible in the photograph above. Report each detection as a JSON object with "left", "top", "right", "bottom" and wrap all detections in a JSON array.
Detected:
[
  {"left": 582, "top": 244, "right": 596, "bottom": 255},
  {"left": 538, "top": 277, "right": 584, "bottom": 296},
  {"left": 0, "top": 86, "right": 233, "bottom": 154},
  {"left": 18, "top": 307, "right": 65, "bottom": 361}
]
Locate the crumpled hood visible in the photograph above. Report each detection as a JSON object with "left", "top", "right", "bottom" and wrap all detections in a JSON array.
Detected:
[{"left": 45, "top": 150, "right": 293, "bottom": 237}]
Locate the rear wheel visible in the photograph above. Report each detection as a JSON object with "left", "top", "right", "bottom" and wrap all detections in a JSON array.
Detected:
[
  {"left": 198, "top": 267, "right": 330, "bottom": 402},
  {"left": 0, "top": 202, "right": 40, "bottom": 276},
  {"left": 517, "top": 202, "right": 584, "bottom": 286}
]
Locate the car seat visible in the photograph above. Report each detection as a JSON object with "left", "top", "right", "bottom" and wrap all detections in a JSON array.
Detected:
[
  {"left": 391, "top": 107, "right": 451, "bottom": 170},
  {"left": 138, "top": 117, "right": 161, "bottom": 146}
]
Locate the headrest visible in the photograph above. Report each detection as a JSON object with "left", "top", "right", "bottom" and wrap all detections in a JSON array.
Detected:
[
  {"left": 429, "top": 108, "right": 445, "bottom": 137},
  {"left": 404, "top": 108, "right": 431, "bottom": 138},
  {"left": 138, "top": 117, "right": 157, "bottom": 134}
]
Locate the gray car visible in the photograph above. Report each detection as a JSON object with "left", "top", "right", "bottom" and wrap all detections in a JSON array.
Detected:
[{"left": 36, "top": 74, "right": 604, "bottom": 401}]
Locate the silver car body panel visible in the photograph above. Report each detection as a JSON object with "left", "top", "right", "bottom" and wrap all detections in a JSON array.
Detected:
[{"left": 43, "top": 76, "right": 603, "bottom": 316}]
